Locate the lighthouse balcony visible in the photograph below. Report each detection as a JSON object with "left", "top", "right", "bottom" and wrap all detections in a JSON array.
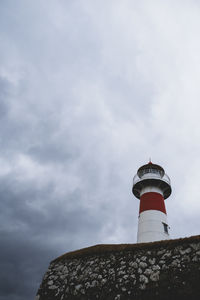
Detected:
[
  {"left": 133, "top": 173, "right": 171, "bottom": 186},
  {"left": 132, "top": 173, "right": 171, "bottom": 199}
]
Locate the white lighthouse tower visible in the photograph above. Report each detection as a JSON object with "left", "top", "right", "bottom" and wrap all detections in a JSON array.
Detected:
[{"left": 132, "top": 161, "right": 171, "bottom": 243}]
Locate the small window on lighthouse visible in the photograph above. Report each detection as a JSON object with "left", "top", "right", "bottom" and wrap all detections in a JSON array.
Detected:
[{"left": 163, "top": 223, "right": 169, "bottom": 234}]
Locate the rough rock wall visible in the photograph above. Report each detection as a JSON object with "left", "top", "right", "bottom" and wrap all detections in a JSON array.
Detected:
[{"left": 36, "top": 236, "right": 200, "bottom": 300}]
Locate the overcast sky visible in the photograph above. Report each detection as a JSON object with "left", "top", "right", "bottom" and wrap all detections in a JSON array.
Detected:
[{"left": 1, "top": 0, "right": 200, "bottom": 299}]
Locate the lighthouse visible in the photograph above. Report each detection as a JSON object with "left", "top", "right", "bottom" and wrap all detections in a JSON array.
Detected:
[{"left": 132, "top": 161, "right": 171, "bottom": 243}]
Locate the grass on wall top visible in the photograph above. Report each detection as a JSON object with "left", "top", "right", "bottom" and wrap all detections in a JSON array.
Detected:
[{"left": 52, "top": 235, "right": 200, "bottom": 263}]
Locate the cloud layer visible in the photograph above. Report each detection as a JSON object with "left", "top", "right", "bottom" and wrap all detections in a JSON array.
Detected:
[{"left": 1, "top": 1, "right": 200, "bottom": 299}]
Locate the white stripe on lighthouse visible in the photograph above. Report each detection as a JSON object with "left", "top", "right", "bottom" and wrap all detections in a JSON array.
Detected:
[{"left": 137, "top": 210, "right": 169, "bottom": 243}]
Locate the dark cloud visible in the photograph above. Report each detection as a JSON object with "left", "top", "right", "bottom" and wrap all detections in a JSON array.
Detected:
[
  {"left": 0, "top": 172, "right": 108, "bottom": 300},
  {"left": 0, "top": 232, "right": 50, "bottom": 300}
]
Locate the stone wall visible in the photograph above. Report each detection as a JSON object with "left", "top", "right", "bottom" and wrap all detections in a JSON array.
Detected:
[{"left": 36, "top": 235, "right": 200, "bottom": 300}]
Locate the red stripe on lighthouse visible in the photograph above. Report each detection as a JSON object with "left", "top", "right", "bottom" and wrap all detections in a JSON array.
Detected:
[{"left": 139, "top": 192, "right": 166, "bottom": 214}]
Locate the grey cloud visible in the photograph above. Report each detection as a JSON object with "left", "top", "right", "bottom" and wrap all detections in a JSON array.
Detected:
[
  {"left": 0, "top": 173, "right": 107, "bottom": 300},
  {"left": 0, "top": 78, "right": 10, "bottom": 118}
]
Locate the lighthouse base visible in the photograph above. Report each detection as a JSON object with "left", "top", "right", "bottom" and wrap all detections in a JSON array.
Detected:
[{"left": 137, "top": 210, "right": 170, "bottom": 243}]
